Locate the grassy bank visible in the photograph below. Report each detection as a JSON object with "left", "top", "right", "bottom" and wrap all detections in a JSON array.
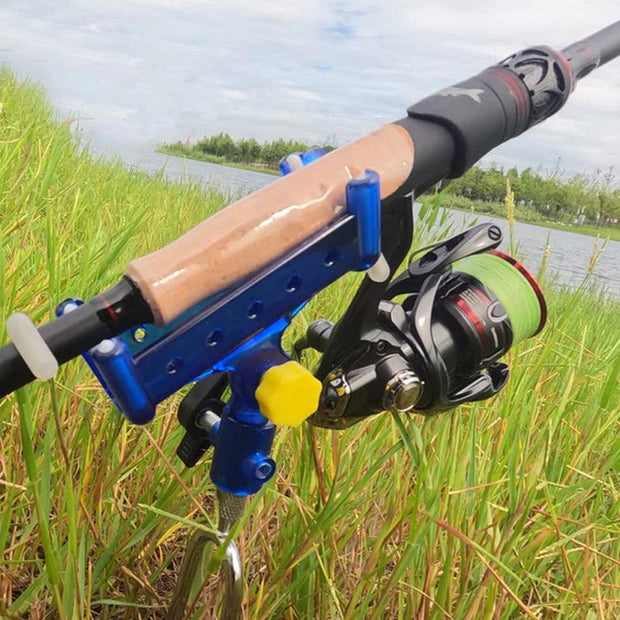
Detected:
[
  {"left": 1, "top": 69, "right": 619, "bottom": 619},
  {"left": 156, "top": 144, "right": 280, "bottom": 176}
]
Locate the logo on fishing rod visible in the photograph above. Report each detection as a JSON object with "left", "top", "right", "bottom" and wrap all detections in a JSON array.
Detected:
[{"left": 438, "top": 86, "right": 484, "bottom": 103}]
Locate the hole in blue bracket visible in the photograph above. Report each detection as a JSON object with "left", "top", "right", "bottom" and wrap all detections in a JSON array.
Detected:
[
  {"left": 286, "top": 274, "right": 302, "bottom": 292},
  {"left": 324, "top": 250, "right": 339, "bottom": 267},
  {"left": 132, "top": 327, "right": 147, "bottom": 343},
  {"left": 166, "top": 357, "right": 184, "bottom": 374},
  {"left": 247, "top": 300, "right": 263, "bottom": 319},
  {"left": 206, "top": 328, "right": 223, "bottom": 347}
]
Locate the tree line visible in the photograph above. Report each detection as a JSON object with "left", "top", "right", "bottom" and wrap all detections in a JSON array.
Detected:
[
  {"left": 160, "top": 133, "right": 335, "bottom": 169},
  {"left": 447, "top": 163, "right": 620, "bottom": 227}
]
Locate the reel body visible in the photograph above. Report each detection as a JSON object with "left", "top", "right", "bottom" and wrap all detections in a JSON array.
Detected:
[{"left": 302, "top": 222, "right": 546, "bottom": 429}]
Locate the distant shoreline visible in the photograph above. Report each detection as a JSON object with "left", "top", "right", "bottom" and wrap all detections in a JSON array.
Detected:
[
  {"left": 156, "top": 145, "right": 280, "bottom": 175},
  {"left": 437, "top": 204, "right": 620, "bottom": 243},
  {"left": 431, "top": 194, "right": 620, "bottom": 243}
]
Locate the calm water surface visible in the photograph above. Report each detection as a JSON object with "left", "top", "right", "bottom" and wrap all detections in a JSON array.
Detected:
[{"left": 118, "top": 144, "right": 620, "bottom": 300}]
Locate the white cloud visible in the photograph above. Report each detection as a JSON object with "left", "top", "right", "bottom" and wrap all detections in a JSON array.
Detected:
[{"left": 0, "top": 0, "right": 618, "bottom": 177}]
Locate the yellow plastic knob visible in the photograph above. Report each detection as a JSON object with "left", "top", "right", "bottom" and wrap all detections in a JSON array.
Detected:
[{"left": 255, "top": 361, "right": 322, "bottom": 427}]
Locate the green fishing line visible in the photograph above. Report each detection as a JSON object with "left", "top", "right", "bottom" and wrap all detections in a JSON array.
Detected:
[{"left": 454, "top": 253, "right": 543, "bottom": 345}]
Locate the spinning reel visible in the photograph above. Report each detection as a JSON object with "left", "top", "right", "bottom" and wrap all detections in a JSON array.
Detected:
[{"left": 303, "top": 217, "right": 546, "bottom": 429}]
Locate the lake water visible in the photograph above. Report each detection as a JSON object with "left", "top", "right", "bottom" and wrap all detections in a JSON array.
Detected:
[{"left": 116, "top": 144, "right": 620, "bottom": 300}]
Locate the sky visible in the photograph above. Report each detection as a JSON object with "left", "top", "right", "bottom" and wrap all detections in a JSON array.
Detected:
[{"left": 1, "top": 1, "right": 619, "bottom": 177}]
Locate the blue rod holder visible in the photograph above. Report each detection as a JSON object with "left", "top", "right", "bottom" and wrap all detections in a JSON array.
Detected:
[{"left": 56, "top": 165, "right": 384, "bottom": 495}]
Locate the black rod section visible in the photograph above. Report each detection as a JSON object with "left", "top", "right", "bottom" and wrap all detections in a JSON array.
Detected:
[
  {"left": 563, "top": 20, "right": 620, "bottom": 79},
  {"left": 0, "top": 278, "right": 152, "bottom": 397}
]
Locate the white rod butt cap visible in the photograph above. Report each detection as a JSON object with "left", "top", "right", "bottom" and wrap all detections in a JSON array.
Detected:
[{"left": 6, "top": 313, "right": 59, "bottom": 380}]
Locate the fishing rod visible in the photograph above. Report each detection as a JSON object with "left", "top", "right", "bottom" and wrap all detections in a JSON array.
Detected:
[
  {"left": 1, "top": 20, "right": 619, "bottom": 619},
  {"left": 2, "top": 21, "right": 619, "bottom": 394}
]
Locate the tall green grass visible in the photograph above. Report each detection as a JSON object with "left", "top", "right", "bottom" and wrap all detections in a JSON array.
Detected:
[{"left": 1, "top": 70, "right": 618, "bottom": 619}]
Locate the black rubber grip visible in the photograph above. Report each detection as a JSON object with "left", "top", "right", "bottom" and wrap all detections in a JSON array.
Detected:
[
  {"left": 394, "top": 116, "right": 455, "bottom": 196},
  {"left": 393, "top": 22, "right": 620, "bottom": 192},
  {"left": 406, "top": 65, "right": 531, "bottom": 178}
]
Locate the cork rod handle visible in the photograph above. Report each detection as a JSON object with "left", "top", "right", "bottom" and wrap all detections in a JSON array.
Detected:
[{"left": 126, "top": 124, "right": 415, "bottom": 325}]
